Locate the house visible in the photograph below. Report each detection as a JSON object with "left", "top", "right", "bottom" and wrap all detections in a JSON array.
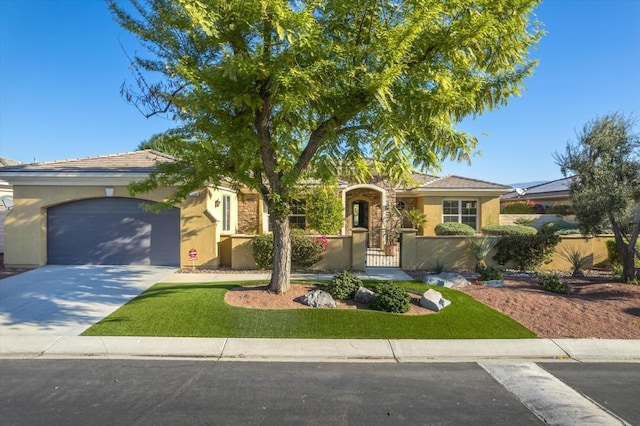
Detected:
[
  {"left": 501, "top": 176, "right": 574, "bottom": 208},
  {"left": 0, "top": 150, "right": 511, "bottom": 268},
  {"left": 0, "top": 157, "right": 22, "bottom": 254}
]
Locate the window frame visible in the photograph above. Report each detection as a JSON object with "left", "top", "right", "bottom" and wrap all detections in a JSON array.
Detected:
[
  {"left": 442, "top": 199, "right": 478, "bottom": 230},
  {"left": 222, "top": 194, "right": 232, "bottom": 232}
]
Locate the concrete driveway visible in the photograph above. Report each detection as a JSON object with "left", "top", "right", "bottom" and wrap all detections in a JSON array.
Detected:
[{"left": 0, "top": 265, "right": 176, "bottom": 337}]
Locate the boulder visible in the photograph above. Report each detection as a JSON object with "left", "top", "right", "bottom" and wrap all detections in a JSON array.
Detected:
[
  {"left": 354, "top": 287, "right": 376, "bottom": 304},
  {"left": 420, "top": 289, "right": 451, "bottom": 312},
  {"left": 483, "top": 280, "right": 507, "bottom": 288},
  {"left": 423, "top": 273, "right": 471, "bottom": 288},
  {"left": 300, "top": 289, "right": 336, "bottom": 308}
]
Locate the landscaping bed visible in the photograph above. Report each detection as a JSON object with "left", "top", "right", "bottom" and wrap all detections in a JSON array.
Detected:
[{"left": 407, "top": 270, "right": 640, "bottom": 339}]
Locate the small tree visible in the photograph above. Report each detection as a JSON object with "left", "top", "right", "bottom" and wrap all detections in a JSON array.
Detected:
[
  {"left": 555, "top": 113, "right": 640, "bottom": 281},
  {"left": 403, "top": 209, "right": 427, "bottom": 231},
  {"left": 304, "top": 185, "right": 344, "bottom": 235}
]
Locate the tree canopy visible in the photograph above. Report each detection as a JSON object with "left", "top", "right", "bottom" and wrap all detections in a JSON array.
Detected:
[
  {"left": 110, "top": 0, "right": 543, "bottom": 292},
  {"left": 555, "top": 113, "right": 640, "bottom": 281}
]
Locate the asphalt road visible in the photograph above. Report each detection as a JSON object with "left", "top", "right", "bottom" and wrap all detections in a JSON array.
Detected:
[{"left": 1, "top": 360, "right": 637, "bottom": 425}]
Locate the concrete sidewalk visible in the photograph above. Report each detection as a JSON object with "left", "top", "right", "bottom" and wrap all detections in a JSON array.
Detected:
[
  {"left": 164, "top": 267, "right": 414, "bottom": 283},
  {"left": 1, "top": 336, "right": 638, "bottom": 362}
]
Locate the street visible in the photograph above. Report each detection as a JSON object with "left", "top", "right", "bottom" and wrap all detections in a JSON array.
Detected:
[{"left": 1, "top": 360, "right": 637, "bottom": 425}]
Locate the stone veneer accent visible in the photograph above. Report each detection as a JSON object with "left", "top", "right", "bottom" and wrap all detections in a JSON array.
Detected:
[{"left": 237, "top": 193, "right": 260, "bottom": 234}]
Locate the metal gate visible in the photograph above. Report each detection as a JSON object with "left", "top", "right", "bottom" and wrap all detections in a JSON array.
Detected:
[{"left": 365, "top": 228, "right": 400, "bottom": 268}]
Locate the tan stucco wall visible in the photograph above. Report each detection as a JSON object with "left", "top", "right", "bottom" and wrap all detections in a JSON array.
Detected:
[
  {"left": 416, "top": 195, "right": 502, "bottom": 236},
  {"left": 3, "top": 185, "right": 238, "bottom": 268}
]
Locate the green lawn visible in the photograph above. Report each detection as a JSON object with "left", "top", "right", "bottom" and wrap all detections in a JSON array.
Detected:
[{"left": 82, "top": 280, "right": 536, "bottom": 339}]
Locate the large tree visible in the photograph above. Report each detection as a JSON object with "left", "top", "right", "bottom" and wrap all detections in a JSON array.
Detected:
[
  {"left": 555, "top": 113, "right": 640, "bottom": 282},
  {"left": 109, "top": 0, "right": 543, "bottom": 293}
]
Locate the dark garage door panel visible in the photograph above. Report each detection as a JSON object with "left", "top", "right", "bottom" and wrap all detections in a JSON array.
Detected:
[{"left": 47, "top": 198, "right": 179, "bottom": 266}]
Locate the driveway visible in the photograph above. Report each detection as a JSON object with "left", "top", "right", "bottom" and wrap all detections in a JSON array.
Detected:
[{"left": 0, "top": 265, "right": 176, "bottom": 337}]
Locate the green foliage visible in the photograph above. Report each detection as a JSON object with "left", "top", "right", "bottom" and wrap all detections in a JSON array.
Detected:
[
  {"left": 326, "top": 270, "right": 362, "bottom": 301},
  {"left": 606, "top": 240, "right": 640, "bottom": 273},
  {"left": 110, "top": 0, "right": 544, "bottom": 289},
  {"left": 501, "top": 201, "right": 536, "bottom": 213},
  {"left": 545, "top": 204, "right": 574, "bottom": 215},
  {"left": 466, "top": 236, "right": 500, "bottom": 270},
  {"left": 477, "top": 265, "right": 504, "bottom": 282},
  {"left": 370, "top": 282, "right": 411, "bottom": 314},
  {"left": 252, "top": 230, "right": 325, "bottom": 269},
  {"left": 435, "top": 222, "right": 476, "bottom": 236},
  {"left": 432, "top": 261, "right": 446, "bottom": 274},
  {"left": 558, "top": 246, "right": 590, "bottom": 276},
  {"left": 537, "top": 272, "right": 570, "bottom": 294},
  {"left": 513, "top": 217, "right": 535, "bottom": 226},
  {"left": 403, "top": 209, "right": 428, "bottom": 229},
  {"left": 482, "top": 224, "right": 538, "bottom": 236},
  {"left": 136, "top": 132, "right": 186, "bottom": 158},
  {"left": 555, "top": 113, "right": 640, "bottom": 281},
  {"left": 252, "top": 233, "right": 274, "bottom": 269},
  {"left": 540, "top": 221, "right": 580, "bottom": 236},
  {"left": 493, "top": 233, "right": 561, "bottom": 271},
  {"left": 304, "top": 185, "right": 344, "bottom": 235},
  {"left": 290, "top": 229, "right": 325, "bottom": 268}
]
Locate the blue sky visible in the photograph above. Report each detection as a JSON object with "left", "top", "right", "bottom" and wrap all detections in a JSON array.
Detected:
[{"left": 1, "top": 0, "right": 638, "bottom": 186}]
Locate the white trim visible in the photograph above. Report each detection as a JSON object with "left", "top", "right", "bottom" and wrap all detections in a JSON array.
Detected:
[{"left": 442, "top": 198, "right": 479, "bottom": 230}]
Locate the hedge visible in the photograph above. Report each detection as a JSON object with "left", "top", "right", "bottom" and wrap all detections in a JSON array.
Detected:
[
  {"left": 434, "top": 222, "right": 476, "bottom": 236},
  {"left": 481, "top": 224, "right": 537, "bottom": 236}
]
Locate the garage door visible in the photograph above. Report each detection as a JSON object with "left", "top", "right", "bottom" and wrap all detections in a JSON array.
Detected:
[{"left": 47, "top": 198, "right": 180, "bottom": 266}]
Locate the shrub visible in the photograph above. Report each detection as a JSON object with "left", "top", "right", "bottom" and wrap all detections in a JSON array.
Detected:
[
  {"left": 305, "top": 185, "right": 344, "bottom": 235},
  {"left": 513, "top": 217, "right": 535, "bottom": 226},
  {"left": 540, "top": 221, "right": 580, "bottom": 236},
  {"left": 606, "top": 239, "right": 640, "bottom": 274},
  {"left": 493, "top": 233, "right": 561, "bottom": 271},
  {"left": 326, "top": 270, "right": 362, "bottom": 300},
  {"left": 558, "top": 246, "right": 590, "bottom": 276},
  {"left": 371, "top": 281, "right": 411, "bottom": 313},
  {"left": 477, "top": 265, "right": 503, "bottom": 281},
  {"left": 435, "top": 222, "right": 475, "bottom": 236},
  {"left": 252, "top": 230, "right": 326, "bottom": 269},
  {"left": 501, "top": 201, "right": 536, "bottom": 214},
  {"left": 252, "top": 233, "right": 274, "bottom": 269},
  {"left": 291, "top": 229, "right": 325, "bottom": 267},
  {"left": 545, "top": 203, "right": 574, "bottom": 215},
  {"left": 482, "top": 224, "right": 537, "bottom": 236},
  {"left": 466, "top": 236, "right": 500, "bottom": 270},
  {"left": 537, "top": 272, "right": 570, "bottom": 294}
]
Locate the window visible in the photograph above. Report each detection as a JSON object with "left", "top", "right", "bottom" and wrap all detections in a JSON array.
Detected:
[
  {"left": 289, "top": 199, "right": 306, "bottom": 229},
  {"left": 396, "top": 201, "right": 406, "bottom": 211},
  {"left": 222, "top": 194, "right": 231, "bottom": 232},
  {"left": 442, "top": 200, "right": 477, "bottom": 229}
]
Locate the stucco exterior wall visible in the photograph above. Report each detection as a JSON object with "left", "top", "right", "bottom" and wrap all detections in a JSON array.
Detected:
[{"left": 3, "top": 185, "right": 236, "bottom": 268}]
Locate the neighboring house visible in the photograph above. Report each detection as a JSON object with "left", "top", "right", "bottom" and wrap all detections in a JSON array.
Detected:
[
  {"left": 0, "top": 150, "right": 510, "bottom": 268},
  {"left": 501, "top": 176, "right": 574, "bottom": 208},
  {"left": 0, "top": 157, "right": 22, "bottom": 254}
]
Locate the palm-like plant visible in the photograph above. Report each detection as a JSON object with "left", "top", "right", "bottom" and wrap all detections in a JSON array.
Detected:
[
  {"left": 558, "top": 246, "right": 590, "bottom": 277},
  {"left": 402, "top": 209, "right": 427, "bottom": 230},
  {"left": 466, "top": 236, "right": 500, "bottom": 271}
]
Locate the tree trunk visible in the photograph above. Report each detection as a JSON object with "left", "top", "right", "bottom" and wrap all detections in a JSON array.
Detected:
[
  {"left": 622, "top": 246, "right": 637, "bottom": 282},
  {"left": 269, "top": 216, "right": 292, "bottom": 294}
]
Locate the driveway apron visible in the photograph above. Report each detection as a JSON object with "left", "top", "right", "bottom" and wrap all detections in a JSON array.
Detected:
[{"left": 0, "top": 265, "right": 175, "bottom": 336}]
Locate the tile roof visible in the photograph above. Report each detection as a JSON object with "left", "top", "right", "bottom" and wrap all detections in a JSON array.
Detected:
[
  {"left": 413, "top": 175, "right": 511, "bottom": 191},
  {"left": 0, "top": 150, "right": 175, "bottom": 174}
]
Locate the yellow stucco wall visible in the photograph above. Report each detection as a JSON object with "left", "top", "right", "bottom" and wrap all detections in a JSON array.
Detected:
[
  {"left": 417, "top": 195, "right": 502, "bottom": 236},
  {"left": 3, "top": 185, "right": 238, "bottom": 268}
]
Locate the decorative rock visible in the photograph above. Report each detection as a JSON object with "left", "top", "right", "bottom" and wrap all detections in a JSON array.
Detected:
[
  {"left": 423, "top": 273, "right": 471, "bottom": 288},
  {"left": 483, "top": 280, "right": 507, "bottom": 288},
  {"left": 300, "top": 289, "right": 336, "bottom": 308},
  {"left": 354, "top": 286, "right": 375, "bottom": 304},
  {"left": 420, "top": 289, "right": 452, "bottom": 312}
]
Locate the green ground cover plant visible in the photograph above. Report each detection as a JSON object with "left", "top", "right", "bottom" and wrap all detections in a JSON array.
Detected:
[{"left": 83, "top": 280, "right": 535, "bottom": 339}]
